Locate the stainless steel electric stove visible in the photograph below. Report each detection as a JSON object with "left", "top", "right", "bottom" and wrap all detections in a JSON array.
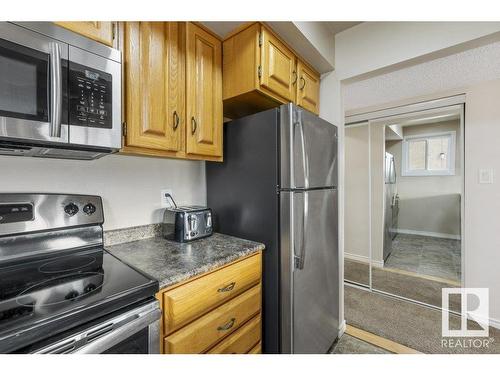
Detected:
[{"left": 0, "top": 193, "right": 160, "bottom": 353}]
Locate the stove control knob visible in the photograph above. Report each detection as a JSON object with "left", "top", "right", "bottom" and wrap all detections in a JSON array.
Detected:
[
  {"left": 83, "top": 203, "right": 96, "bottom": 216},
  {"left": 64, "top": 203, "right": 79, "bottom": 216}
]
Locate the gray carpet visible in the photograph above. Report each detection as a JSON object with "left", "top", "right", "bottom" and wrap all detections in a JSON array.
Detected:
[
  {"left": 330, "top": 334, "right": 391, "bottom": 354},
  {"left": 345, "top": 259, "right": 461, "bottom": 311},
  {"left": 345, "top": 285, "right": 500, "bottom": 354},
  {"left": 345, "top": 259, "right": 370, "bottom": 286}
]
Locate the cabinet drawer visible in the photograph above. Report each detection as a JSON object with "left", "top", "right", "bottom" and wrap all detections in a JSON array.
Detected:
[
  {"left": 207, "top": 314, "right": 261, "bottom": 354},
  {"left": 248, "top": 341, "right": 262, "bottom": 354},
  {"left": 163, "top": 253, "right": 261, "bottom": 334},
  {"left": 164, "top": 284, "right": 261, "bottom": 354}
]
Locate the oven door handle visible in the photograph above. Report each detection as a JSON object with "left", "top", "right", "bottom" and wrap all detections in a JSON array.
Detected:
[
  {"left": 74, "top": 305, "right": 161, "bottom": 354},
  {"left": 33, "top": 301, "right": 161, "bottom": 354},
  {"left": 49, "top": 42, "right": 62, "bottom": 138}
]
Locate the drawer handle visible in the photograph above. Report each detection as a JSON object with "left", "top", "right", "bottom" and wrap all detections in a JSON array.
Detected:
[
  {"left": 217, "top": 282, "right": 236, "bottom": 293},
  {"left": 217, "top": 318, "right": 236, "bottom": 331}
]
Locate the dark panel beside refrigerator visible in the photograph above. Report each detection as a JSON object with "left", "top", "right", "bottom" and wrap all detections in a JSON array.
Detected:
[{"left": 206, "top": 108, "right": 281, "bottom": 353}]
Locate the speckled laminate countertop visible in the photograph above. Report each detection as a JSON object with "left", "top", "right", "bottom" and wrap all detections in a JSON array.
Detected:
[{"left": 106, "top": 233, "right": 265, "bottom": 290}]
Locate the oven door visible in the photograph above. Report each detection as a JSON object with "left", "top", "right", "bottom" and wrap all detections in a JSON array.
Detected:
[
  {"left": 0, "top": 23, "right": 69, "bottom": 144},
  {"left": 31, "top": 299, "right": 161, "bottom": 354}
]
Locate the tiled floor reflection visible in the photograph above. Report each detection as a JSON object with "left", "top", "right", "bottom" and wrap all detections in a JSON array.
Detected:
[{"left": 385, "top": 234, "right": 461, "bottom": 282}]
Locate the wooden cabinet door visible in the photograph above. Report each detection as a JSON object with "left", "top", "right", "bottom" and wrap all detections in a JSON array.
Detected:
[
  {"left": 296, "top": 60, "right": 320, "bottom": 114},
  {"left": 260, "top": 26, "right": 296, "bottom": 102},
  {"left": 123, "top": 22, "right": 184, "bottom": 152},
  {"left": 55, "top": 22, "right": 115, "bottom": 46},
  {"left": 185, "top": 23, "right": 222, "bottom": 157}
]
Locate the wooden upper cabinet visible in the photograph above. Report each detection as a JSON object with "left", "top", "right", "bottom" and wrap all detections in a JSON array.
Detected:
[
  {"left": 54, "top": 22, "right": 115, "bottom": 47},
  {"left": 260, "top": 27, "right": 296, "bottom": 103},
  {"left": 185, "top": 23, "right": 222, "bottom": 157},
  {"left": 222, "top": 22, "right": 320, "bottom": 119},
  {"left": 123, "top": 22, "right": 184, "bottom": 152},
  {"left": 296, "top": 60, "right": 320, "bottom": 115}
]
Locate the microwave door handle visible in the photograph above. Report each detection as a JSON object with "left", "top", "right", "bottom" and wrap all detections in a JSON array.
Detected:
[{"left": 49, "top": 42, "right": 62, "bottom": 138}]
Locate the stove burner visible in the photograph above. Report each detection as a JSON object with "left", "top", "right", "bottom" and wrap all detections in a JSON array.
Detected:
[
  {"left": 38, "top": 255, "right": 97, "bottom": 274},
  {"left": 16, "top": 272, "right": 104, "bottom": 308}
]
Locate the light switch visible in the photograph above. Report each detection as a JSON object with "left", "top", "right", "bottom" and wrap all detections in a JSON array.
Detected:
[{"left": 479, "top": 169, "right": 494, "bottom": 184}]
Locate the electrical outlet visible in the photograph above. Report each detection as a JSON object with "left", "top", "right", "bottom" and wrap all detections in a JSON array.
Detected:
[{"left": 160, "top": 189, "right": 174, "bottom": 208}]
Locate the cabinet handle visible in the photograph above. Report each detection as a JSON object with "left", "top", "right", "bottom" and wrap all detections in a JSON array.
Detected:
[
  {"left": 191, "top": 116, "right": 197, "bottom": 135},
  {"left": 299, "top": 77, "right": 306, "bottom": 90},
  {"left": 173, "top": 111, "right": 179, "bottom": 130},
  {"left": 292, "top": 70, "right": 297, "bottom": 85},
  {"left": 217, "top": 318, "right": 236, "bottom": 331},
  {"left": 217, "top": 282, "right": 236, "bottom": 293}
]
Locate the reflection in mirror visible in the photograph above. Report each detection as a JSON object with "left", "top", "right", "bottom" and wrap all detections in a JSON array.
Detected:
[
  {"left": 370, "top": 109, "right": 462, "bottom": 311},
  {"left": 344, "top": 123, "right": 370, "bottom": 287}
]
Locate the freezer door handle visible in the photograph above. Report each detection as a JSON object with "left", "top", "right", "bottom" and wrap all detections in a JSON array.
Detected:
[
  {"left": 294, "top": 110, "right": 310, "bottom": 189},
  {"left": 294, "top": 192, "right": 308, "bottom": 270}
]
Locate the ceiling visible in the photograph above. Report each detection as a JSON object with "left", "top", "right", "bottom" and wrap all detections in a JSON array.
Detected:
[
  {"left": 202, "top": 21, "right": 361, "bottom": 39},
  {"left": 201, "top": 22, "right": 246, "bottom": 38},
  {"left": 320, "top": 22, "right": 361, "bottom": 35}
]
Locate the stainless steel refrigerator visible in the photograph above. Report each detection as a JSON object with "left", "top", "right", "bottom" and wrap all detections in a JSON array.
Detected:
[
  {"left": 383, "top": 152, "right": 399, "bottom": 261},
  {"left": 206, "top": 103, "right": 339, "bottom": 354}
]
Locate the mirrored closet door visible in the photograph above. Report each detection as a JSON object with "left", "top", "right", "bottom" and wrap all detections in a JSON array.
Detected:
[
  {"left": 343, "top": 123, "right": 370, "bottom": 287},
  {"left": 344, "top": 103, "right": 464, "bottom": 311}
]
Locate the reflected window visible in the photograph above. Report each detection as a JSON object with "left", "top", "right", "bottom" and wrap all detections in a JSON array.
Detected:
[{"left": 402, "top": 131, "right": 456, "bottom": 176}]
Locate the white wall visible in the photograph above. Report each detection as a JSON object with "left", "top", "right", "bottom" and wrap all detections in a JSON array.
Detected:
[
  {"left": 319, "top": 69, "right": 344, "bottom": 332},
  {"left": 344, "top": 40, "right": 500, "bottom": 111},
  {"left": 335, "top": 22, "right": 500, "bottom": 81},
  {"left": 0, "top": 155, "right": 206, "bottom": 231},
  {"left": 464, "top": 79, "right": 500, "bottom": 327},
  {"left": 340, "top": 40, "right": 500, "bottom": 326}
]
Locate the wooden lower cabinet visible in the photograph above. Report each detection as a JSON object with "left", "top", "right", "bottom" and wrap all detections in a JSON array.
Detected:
[
  {"left": 157, "top": 251, "right": 263, "bottom": 354},
  {"left": 248, "top": 341, "right": 262, "bottom": 354},
  {"left": 208, "top": 314, "right": 261, "bottom": 354}
]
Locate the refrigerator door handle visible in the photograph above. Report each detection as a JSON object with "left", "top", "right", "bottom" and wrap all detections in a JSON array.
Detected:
[
  {"left": 294, "top": 191, "right": 308, "bottom": 270},
  {"left": 294, "top": 111, "right": 310, "bottom": 188}
]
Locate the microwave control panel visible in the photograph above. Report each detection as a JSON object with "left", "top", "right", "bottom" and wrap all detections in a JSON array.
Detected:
[{"left": 69, "top": 62, "right": 112, "bottom": 129}]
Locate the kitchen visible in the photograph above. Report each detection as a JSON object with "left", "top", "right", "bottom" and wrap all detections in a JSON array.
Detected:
[
  {"left": 0, "top": 19, "right": 339, "bottom": 354},
  {"left": 2, "top": 1, "right": 500, "bottom": 373}
]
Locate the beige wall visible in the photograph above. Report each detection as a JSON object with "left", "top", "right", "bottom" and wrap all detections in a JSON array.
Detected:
[
  {"left": 386, "top": 120, "right": 462, "bottom": 237},
  {"left": 344, "top": 124, "right": 370, "bottom": 261}
]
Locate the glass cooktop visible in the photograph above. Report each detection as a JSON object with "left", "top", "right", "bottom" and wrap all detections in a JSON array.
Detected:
[{"left": 0, "top": 248, "right": 158, "bottom": 353}]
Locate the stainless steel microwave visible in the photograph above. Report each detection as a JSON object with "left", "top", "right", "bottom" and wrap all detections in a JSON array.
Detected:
[{"left": 0, "top": 22, "right": 121, "bottom": 160}]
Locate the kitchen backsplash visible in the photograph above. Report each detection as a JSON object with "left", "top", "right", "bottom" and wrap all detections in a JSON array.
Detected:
[{"left": 104, "top": 223, "right": 162, "bottom": 246}]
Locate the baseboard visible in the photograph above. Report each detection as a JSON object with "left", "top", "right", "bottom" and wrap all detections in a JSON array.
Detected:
[
  {"left": 489, "top": 317, "right": 500, "bottom": 330},
  {"left": 396, "top": 228, "right": 461, "bottom": 240},
  {"left": 338, "top": 320, "right": 347, "bottom": 337},
  {"left": 344, "top": 252, "right": 384, "bottom": 268}
]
